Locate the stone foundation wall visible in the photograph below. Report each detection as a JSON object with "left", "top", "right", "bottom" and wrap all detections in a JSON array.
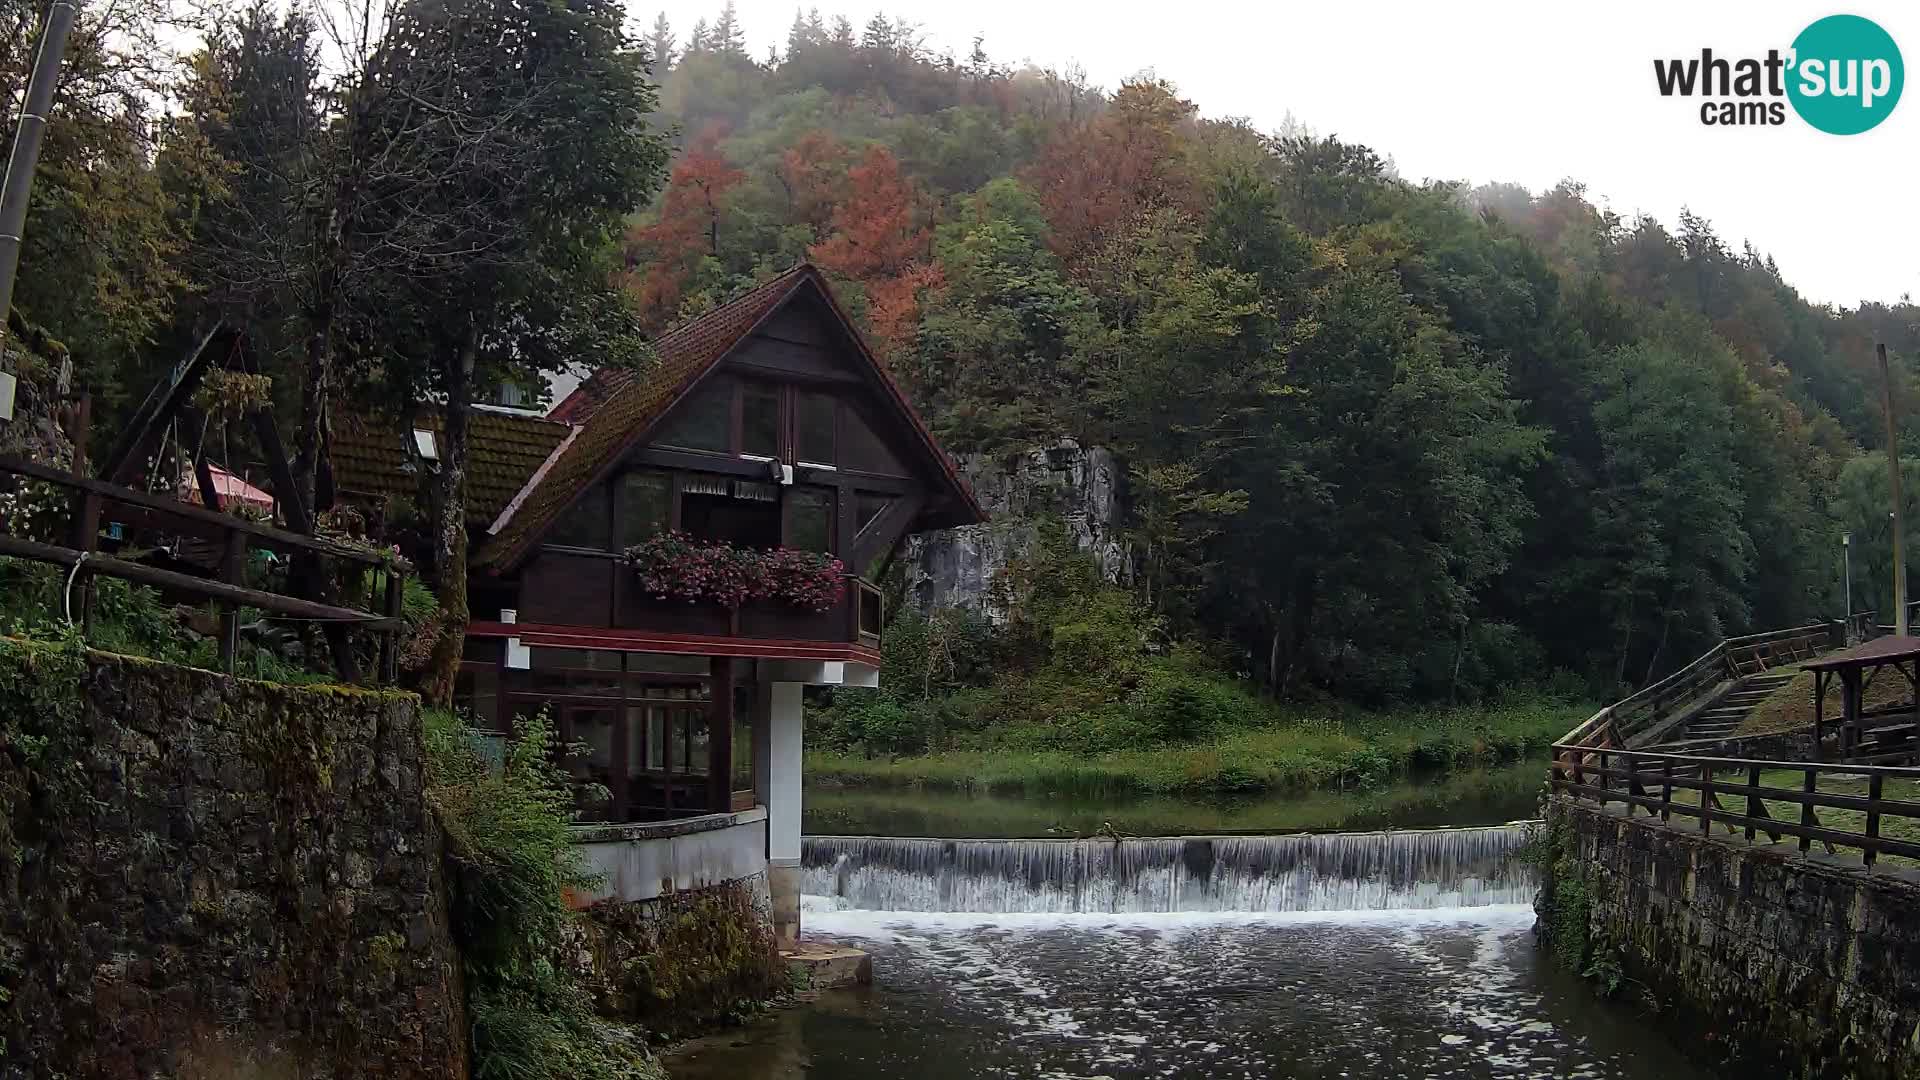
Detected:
[
  {"left": 1548, "top": 796, "right": 1920, "bottom": 1079},
  {"left": 0, "top": 643, "right": 466, "bottom": 1079},
  {"left": 568, "top": 872, "right": 786, "bottom": 1039}
]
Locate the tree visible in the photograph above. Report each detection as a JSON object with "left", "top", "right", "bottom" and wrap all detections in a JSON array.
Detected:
[
  {"left": 809, "top": 145, "right": 927, "bottom": 278},
  {"left": 1023, "top": 79, "right": 1201, "bottom": 269},
  {"left": 347, "top": 0, "right": 669, "bottom": 701},
  {"left": 646, "top": 12, "right": 676, "bottom": 72},
  {"left": 775, "top": 129, "right": 849, "bottom": 234},
  {"left": 621, "top": 141, "right": 746, "bottom": 331},
  {"left": 3, "top": 0, "right": 195, "bottom": 405},
  {"left": 709, "top": 1, "right": 747, "bottom": 57}
]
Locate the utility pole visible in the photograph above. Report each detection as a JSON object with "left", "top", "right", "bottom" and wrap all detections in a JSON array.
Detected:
[
  {"left": 0, "top": 0, "right": 80, "bottom": 353},
  {"left": 1880, "top": 343, "right": 1907, "bottom": 637}
]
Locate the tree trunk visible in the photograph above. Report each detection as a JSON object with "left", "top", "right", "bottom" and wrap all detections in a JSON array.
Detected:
[
  {"left": 1643, "top": 607, "right": 1675, "bottom": 686},
  {"left": 420, "top": 320, "right": 477, "bottom": 706},
  {"left": 290, "top": 306, "right": 331, "bottom": 523}
]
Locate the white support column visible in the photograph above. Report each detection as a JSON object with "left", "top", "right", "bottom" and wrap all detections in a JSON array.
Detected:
[{"left": 765, "top": 680, "right": 804, "bottom": 950}]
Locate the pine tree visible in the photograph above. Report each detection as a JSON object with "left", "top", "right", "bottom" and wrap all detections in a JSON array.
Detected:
[
  {"left": 861, "top": 13, "right": 895, "bottom": 54},
  {"left": 687, "top": 17, "right": 710, "bottom": 54},
  {"left": 787, "top": 8, "right": 811, "bottom": 56},
  {"left": 646, "top": 12, "right": 676, "bottom": 72},
  {"left": 829, "top": 15, "right": 854, "bottom": 49},
  {"left": 711, "top": 1, "right": 747, "bottom": 56}
]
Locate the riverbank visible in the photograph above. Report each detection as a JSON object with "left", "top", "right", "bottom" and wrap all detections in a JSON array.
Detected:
[
  {"left": 803, "top": 757, "right": 1549, "bottom": 838},
  {"left": 806, "top": 699, "right": 1587, "bottom": 796}
]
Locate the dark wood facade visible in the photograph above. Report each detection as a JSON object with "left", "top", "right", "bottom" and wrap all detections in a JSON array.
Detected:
[{"left": 449, "top": 267, "right": 981, "bottom": 822}]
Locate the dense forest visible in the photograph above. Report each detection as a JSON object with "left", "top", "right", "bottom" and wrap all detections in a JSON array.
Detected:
[
  {"left": 1, "top": 0, "right": 1916, "bottom": 725},
  {"left": 625, "top": 6, "right": 1917, "bottom": 712}
]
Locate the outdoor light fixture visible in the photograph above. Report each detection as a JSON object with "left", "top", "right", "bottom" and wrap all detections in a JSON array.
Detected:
[
  {"left": 0, "top": 370, "right": 15, "bottom": 422},
  {"left": 411, "top": 428, "right": 439, "bottom": 462}
]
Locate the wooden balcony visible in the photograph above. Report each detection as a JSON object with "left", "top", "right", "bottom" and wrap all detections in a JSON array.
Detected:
[{"left": 495, "top": 547, "right": 883, "bottom": 665}]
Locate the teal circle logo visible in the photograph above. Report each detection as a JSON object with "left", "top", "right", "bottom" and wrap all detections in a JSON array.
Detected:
[{"left": 1788, "top": 14, "right": 1904, "bottom": 134}]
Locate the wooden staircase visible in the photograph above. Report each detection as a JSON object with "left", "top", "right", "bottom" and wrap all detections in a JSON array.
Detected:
[{"left": 1652, "top": 670, "right": 1798, "bottom": 750}]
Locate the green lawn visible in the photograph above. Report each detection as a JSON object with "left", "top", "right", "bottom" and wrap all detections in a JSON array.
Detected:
[
  {"left": 807, "top": 698, "right": 1588, "bottom": 797},
  {"left": 1617, "top": 767, "right": 1920, "bottom": 869}
]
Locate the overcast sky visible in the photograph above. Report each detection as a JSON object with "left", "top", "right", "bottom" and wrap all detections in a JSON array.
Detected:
[{"left": 640, "top": 0, "right": 1917, "bottom": 310}]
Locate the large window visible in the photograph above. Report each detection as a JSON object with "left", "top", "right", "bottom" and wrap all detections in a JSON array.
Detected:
[
  {"left": 490, "top": 648, "right": 735, "bottom": 823},
  {"left": 742, "top": 382, "right": 782, "bottom": 458},
  {"left": 549, "top": 489, "right": 609, "bottom": 549},
  {"left": 789, "top": 487, "right": 833, "bottom": 553},
  {"left": 619, "top": 471, "right": 671, "bottom": 547},
  {"left": 796, "top": 391, "right": 836, "bottom": 465},
  {"left": 657, "top": 378, "right": 732, "bottom": 452}
]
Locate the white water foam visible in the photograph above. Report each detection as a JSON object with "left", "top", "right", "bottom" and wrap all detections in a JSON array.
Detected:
[{"left": 802, "top": 824, "right": 1537, "bottom": 914}]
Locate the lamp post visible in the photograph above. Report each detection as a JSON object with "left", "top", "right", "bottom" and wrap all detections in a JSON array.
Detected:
[{"left": 1843, "top": 533, "right": 1853, "bottom": 643}]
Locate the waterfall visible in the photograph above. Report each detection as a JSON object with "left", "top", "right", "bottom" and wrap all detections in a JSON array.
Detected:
[{"left": 802, "top": 825, "right": 1537, "bottom": 913}]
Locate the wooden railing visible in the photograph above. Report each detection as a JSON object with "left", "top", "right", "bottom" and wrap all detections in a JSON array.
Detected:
[
  {"left": 1552, "top": 747, "right": 1920, "bottom": 868},
  {"left": 0, "top": 454, "right": 406, "bottom": 683},
  {"left": 1552, "top": 618, "right": 1920, "bottom": 870}
]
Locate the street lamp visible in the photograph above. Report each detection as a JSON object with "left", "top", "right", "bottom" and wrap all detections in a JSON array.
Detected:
[{"left": 1843, "top": 533, "right": 1853, "bottom": 642}]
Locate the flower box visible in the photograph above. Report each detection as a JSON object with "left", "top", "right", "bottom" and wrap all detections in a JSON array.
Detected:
[{"left": 623, "top": 532, "right": 847, "bottom": 614}]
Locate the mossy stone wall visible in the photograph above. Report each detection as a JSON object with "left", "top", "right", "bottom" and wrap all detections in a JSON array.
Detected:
[
  {"left": 567, "top": 873, "right": 787, "bottom": 1040},
  {"left": 1548, "top": 796, "right": 1920, "bottom": 1079},
  {"left": 0, "top": 640, "right": 466, "bottom": 1079}
]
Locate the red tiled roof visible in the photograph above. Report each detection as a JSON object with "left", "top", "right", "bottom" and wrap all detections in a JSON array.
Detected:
[
  {"left": 476, "top": 263, "right": 983, "bottom": 571},
  {"left": 547, "top": 369, "right": 623, "bottom": 423}
]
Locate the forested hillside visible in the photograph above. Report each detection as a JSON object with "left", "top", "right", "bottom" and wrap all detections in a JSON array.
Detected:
[
  {"left": 2, "top": 0, "right": 1915, "bottom": 720},
  {"left": 628, "top": 5, "right": 1916, "bottom": 708}
]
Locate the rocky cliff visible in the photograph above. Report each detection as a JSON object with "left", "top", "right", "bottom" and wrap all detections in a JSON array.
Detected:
[{"left": 905, "top": 440, "right": 1127, "bottom": 617}]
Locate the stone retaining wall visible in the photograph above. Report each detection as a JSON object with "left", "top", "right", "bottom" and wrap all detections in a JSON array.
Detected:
[
  {"left": 1548, "top": 796, "right": 1920, "bottom": 1079},
  {"left": 567, "top": 873, "right": 786, "bottom": 1039},
  {"left": 0, "top": 643, "right": 465, "bottom": 1079}
]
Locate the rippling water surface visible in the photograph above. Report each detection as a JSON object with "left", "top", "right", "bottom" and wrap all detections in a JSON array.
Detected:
[{"left": 666, "top": 903, "right": 1709, "bottom": 1080}]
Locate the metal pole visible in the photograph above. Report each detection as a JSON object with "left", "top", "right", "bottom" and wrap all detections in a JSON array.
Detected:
[
  {"left": 1844, "top": 533, "right": 1854, "bottom": 643},
  {"left": 1881, "top": 343, "right": 1907, "bottom": 637},
  {"left": 0, "top": 0, "right": 80, "bottom": 352}
]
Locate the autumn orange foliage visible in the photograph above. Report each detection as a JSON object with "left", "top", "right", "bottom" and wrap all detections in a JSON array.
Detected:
[
  {"left": 622, "top": 131, "right": 746, "bottom": 331},
  {"left": 808, "top": 144, "right": 943, "bottom": 358},
  {"left": 1023, "top": 79, "right": 1203, "bottom": 269}
]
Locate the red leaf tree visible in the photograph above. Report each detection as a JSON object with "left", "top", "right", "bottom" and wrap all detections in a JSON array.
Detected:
[
  {"left": 1023, "top": 79, "right": 1203, "bottom": 270},
  {"left": 621, "top": 129, "right": 746, "bottom": 331}
]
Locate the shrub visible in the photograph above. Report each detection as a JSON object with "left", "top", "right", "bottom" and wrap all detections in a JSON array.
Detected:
[
  {"left": 1129, "top": 657, "right": 1270, "bottom": 743},
  {"left": 424, "top": 708, "right": 659, "bottom": 1080}
]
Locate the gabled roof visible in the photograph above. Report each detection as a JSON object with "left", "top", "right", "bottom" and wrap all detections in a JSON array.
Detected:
[
  {"left": 332, "top": 407, "right": 570, "bottom": 525},
  {"left": 477, "top": 262, "right": 984, "bottom": 571}
]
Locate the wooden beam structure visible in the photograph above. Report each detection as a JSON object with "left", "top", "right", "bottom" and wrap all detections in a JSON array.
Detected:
[{"left": 0, "top": 535, "right": 403, "bottom": 629}]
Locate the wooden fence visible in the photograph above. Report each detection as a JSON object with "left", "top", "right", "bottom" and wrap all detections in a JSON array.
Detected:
[
  {"left": 1552, "top": 619, "right": 1920, "bottom": 870},
  {"left": 0, "top": 454, "right": 405, "bottom": 683},
  {"left": 1553, "top": 747, "right": 1920, "bottom": 868}
]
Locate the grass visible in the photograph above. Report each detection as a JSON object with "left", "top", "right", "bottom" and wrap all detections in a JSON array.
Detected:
[
  {"left": 803, "top": 757, "right": 1550, "bottom": 838},
  {"left": 1653, "top": 767, "right": 1920, "bottom": 870},
  {"left": 806, "top": 698, "right": 1588, "bottom": 797},
  {"left": 1738, "top": 663, "right": 1916, "bottom": 737}
]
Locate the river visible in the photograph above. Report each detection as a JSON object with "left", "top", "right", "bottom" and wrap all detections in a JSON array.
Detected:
[{"left": 666, "top": 762, "right": 1713, "bottom": 1079}]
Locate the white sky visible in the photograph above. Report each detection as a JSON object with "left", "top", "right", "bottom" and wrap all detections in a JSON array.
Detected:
[{"left": 640, "top": 0, "right": 1918, "bottom": 309}]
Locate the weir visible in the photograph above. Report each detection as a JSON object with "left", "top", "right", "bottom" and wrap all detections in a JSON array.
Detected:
[{"left": 801, "top": 824, "right": 1536, "bottom": 913}]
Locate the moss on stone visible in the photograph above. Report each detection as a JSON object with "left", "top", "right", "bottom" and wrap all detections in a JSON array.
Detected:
[{"left": 578, "top": 878, "right": 789, "bottom": 1040}]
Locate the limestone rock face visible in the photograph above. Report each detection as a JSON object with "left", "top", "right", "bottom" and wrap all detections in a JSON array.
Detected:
[{"left": 905, "top": 440, "right": 1127, "bottom": 618}]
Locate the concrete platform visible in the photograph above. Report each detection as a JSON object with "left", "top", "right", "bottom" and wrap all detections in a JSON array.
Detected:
[{"left": 783, "top": 941, "right": 872, "bottom": 989}]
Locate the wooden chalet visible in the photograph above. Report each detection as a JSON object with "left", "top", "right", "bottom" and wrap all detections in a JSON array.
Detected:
[{"left": 333, "top": 264, "right": 984, "bottom": 944}]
